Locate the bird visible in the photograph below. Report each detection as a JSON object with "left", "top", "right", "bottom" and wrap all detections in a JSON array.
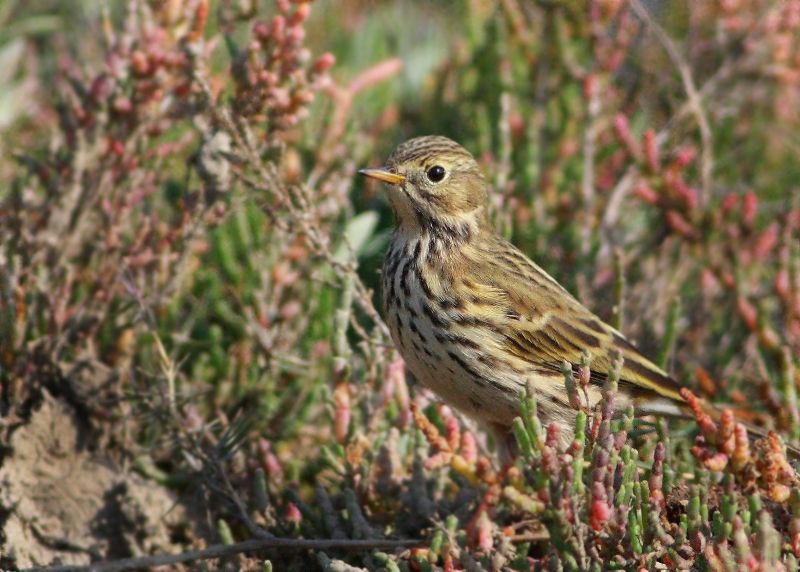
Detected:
[{"left": 359, "top": 134, "right": 797, "bottom": 462}]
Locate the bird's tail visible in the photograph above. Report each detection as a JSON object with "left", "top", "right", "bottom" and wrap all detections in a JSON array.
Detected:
[
  {"left": 737, "top": 418, "right": 800, "bottom": 461},
  {"left": 637, "top": 392, "right": 800, "bottom": 462}
]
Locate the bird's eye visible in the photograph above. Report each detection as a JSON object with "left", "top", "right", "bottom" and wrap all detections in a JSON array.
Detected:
[{"left": 426, "top": 165, "right": 446, "bottom": 183}]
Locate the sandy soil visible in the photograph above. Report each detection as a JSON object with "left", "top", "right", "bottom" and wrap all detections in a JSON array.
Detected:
[{"left": 0, "top": 391, "right": 192, "bottom": 568}]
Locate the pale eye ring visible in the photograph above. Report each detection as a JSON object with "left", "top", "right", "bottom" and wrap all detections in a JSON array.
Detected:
[{"left": 426, "top": 165, "right": 446, "bottom": 183}]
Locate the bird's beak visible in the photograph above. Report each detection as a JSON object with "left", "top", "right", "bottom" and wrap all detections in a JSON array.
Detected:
[{"left": 358, "top": 168, "right": 405, "bottom": 186}]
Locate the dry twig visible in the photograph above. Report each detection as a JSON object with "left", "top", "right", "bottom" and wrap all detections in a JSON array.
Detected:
[{"left": 27, "top": 537, "right": 422, "bottom": 572}]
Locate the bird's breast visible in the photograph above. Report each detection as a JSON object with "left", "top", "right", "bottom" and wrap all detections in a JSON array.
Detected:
[{"left": 381, "top": 237, "right": 525, "bottom": 425}]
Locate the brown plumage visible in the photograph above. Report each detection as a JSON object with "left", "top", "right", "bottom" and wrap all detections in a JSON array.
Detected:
[{"left": 360, "top": 135, "right": 796, "bottom": 460}]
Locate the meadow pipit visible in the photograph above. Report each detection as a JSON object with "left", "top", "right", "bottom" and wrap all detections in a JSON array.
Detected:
[{"left": 359, "top": 135, "right": 782, "bottom": 459}]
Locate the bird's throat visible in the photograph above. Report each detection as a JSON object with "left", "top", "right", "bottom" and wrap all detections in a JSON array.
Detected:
[{"left": 390, "top": 196, "right": 486, "bottom": 249}]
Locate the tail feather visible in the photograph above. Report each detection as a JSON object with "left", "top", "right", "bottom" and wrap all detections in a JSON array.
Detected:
[{"left": 637, "top": 393, "right": 800, "bottom": 462}]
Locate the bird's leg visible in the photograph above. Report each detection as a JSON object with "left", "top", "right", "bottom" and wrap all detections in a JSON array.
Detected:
[{"left": 487, "top": 422, "right": 518, "bottom": 468}]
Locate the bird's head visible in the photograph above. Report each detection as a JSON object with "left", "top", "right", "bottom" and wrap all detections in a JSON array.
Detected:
[{"left": 360, "top": 136, "right": 489, "bottom": 236}]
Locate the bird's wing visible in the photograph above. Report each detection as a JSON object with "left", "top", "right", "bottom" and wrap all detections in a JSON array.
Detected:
[
  {"left": 463, "top": 235, "right": 800, "bottom": 461},
  {"left": 466, "top": 235, "right": 684, "bottom": 408}
]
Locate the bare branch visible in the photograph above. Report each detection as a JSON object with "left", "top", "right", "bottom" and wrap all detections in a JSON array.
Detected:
[{"left": 27, "top": 537, "right": 422, "bottom": 572}]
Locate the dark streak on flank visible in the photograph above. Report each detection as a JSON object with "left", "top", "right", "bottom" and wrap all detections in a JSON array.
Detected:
[
  {"left": 439, "top": 297, "right": 464, "bottom": 311},
  {"left": 409, "top": 320, "right": 429, "bottom": 343},
  {"left": 477, "top": 353, "right": 500, "bottom": 369},
  {"left": 448, "top": 351, "right": 516, "bottom": 395},
  {"left": 422, "top": 301, "right": 447, "bottom": 329},
  {"left": 452, "top": 314, "right": 493, "bottom": 329},
  {"left": 446, "top": 332, "right": 479, "bottom": 349},
  {"left": 480, "top": 353, "right": 524, "bottom": 375},
  {"left": 447, "top": 351, "right": 485, "bottom": 385}
]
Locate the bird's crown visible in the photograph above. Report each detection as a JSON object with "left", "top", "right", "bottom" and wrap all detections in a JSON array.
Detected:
[{"left": 385, "top": 135, "right": 476, "bottom": 169}]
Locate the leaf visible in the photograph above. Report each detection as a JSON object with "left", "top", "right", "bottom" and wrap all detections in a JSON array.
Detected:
[{"left": 332, "top": 210, "right": 379, "bottom": 264}]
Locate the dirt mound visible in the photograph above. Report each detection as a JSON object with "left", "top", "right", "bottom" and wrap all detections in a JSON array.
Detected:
[{"left": 0, "top": 391, "right": 190, "bottom": 568}]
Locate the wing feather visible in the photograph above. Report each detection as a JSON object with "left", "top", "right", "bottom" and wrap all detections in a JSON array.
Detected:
[{"left": 467, "top": 235, "right": 683, "bottom": 405}]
